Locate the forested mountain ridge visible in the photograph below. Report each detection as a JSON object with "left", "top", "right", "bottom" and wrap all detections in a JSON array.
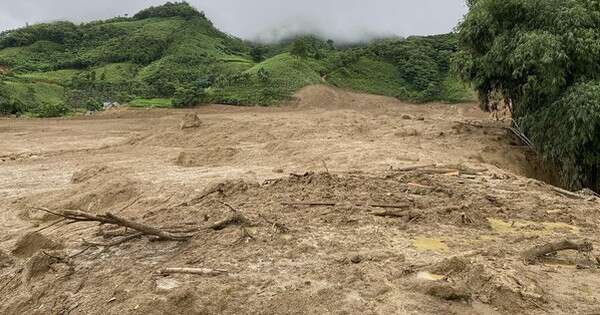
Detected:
[{"left": 0, "top": 2, "right": 473, "bottom": 116}]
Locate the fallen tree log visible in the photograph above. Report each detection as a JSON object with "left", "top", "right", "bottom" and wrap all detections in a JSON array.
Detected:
[{"left": 522, "top": 239, "right": 593, "bottom": 264}]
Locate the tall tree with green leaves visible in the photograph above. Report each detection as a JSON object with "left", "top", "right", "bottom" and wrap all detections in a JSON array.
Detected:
[{"left": 456, "top": 0, "right": 600, "bottom": 191}]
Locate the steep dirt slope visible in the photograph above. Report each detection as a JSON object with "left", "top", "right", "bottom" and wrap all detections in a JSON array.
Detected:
[{"left": 0, "top": 85, "right": 599, "bottom": 314}]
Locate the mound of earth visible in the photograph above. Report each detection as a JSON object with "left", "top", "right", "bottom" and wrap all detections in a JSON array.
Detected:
[{"left": 0, "top": 85, "right": 599, "bottom": 314}]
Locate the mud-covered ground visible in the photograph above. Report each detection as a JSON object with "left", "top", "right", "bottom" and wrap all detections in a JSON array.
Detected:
[{"left": 1, "top": 85, "right": 599, "bottom": 314}]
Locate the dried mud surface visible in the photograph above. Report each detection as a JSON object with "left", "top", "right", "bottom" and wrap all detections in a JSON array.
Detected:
[{"left": 1, "top": 85, "right": 599, "bottom": 314}]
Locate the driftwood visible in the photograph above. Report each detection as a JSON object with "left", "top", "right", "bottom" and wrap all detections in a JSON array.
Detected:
[
  {"left": 158, "top": 267, "right": 228, "bottom": 276},
  {"left": 522, "top": 239, "right": 593, "bottom": 264}
]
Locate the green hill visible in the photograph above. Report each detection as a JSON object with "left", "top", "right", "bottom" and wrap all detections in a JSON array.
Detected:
[{"left": 0, "top": 1, "right": 474, "bottom": 116}]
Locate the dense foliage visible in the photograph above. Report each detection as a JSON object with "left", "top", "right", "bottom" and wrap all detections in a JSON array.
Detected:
[
  {"left": 0, "top": 2, "right": 473, "bottom": 117},
  {"left": 457, "top": 0, "right": 600, "bottom": 190}
]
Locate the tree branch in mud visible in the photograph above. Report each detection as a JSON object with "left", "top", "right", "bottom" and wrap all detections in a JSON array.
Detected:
[
  {"left": 522, "top": 239, "right": 593, "bottom": 264},
  {"left": 34, "top": 208, "right": 195, "bottom": 241},
  {"left": 158, "top": 267, "right": 228, "bottom": 276},
  {"left": 282, "top": 201, "right": 411, "bottom": 209}
]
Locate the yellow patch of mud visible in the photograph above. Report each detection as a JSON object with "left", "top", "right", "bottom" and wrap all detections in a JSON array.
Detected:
[
  {"left": 487, "top": 218, "right": 579, "bottom": 234},
  {"left": 413, "top": 237, "right": 448, "bottom": 252},
  {"left": 416, "top": 271, "right": 446, "bottom": 281}
]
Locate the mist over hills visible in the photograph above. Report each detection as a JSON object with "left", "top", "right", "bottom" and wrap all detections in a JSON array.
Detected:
[{"left": 0, "top": 0, "right": 468, "bottom": 43}]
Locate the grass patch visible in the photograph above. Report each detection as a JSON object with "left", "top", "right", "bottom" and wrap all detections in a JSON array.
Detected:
[
  {"left": 93, "top": 63, "right": 139, "bottom": 83},
  {"left": 128, "top": 98, "right": 172, "bottom": 108},
  {"left": 327, "top": 57, "right": 407, "bottom": 97}
]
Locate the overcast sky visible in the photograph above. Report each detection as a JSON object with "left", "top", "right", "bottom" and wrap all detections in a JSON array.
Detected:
[{"left": 0, "top": 0, "right": 468, "bottom": 42}]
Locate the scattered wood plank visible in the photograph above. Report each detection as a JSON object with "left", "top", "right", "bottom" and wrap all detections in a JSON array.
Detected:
[
  {"left": 522, "top": 239, "right": 593, "bottom": 264},
  {"left": 158, "top": 268, "right": 228, "bottom": 276}
]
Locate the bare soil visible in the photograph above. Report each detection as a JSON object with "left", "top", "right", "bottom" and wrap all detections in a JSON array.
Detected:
[{"left": 1, "top": 85, "right": 599, "bottom": 314}]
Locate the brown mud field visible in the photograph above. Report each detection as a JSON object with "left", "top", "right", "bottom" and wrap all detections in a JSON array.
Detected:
[{"left": 1, "top": 85, "right": 599, "bottom": 314}]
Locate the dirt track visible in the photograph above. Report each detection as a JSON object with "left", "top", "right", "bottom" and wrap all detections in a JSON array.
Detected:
[{"left": 1, "top": 85, "right": 599, "bottom": 314}]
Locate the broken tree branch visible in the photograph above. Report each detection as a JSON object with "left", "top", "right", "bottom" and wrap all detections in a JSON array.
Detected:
[
  {"left": 209, "top": 214, "right": 249, "bottom": 230},
  {"left": 522, "top": 239, "right": 593, "bottom": 264},
  {"left": 282, "top": 201, "right": 411, "bottom": 209},
  {"left": 33, "top": 208, "right": 195, "bottom": 241},
  {"left": 158, "top": 267, "right": 228, "bottom": 276}
]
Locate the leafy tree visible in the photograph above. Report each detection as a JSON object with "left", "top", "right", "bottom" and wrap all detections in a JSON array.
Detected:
[
  {"left": 172, "top": 78, "right": 211, "bottom": 107},
  {"left": 290, "top": 38, "right": 309, "bottom": 58},
  {"left": 0, "top": 82, "right": 25, "bottom": 115},
  {"left": 250, "top": 45, "right": 267, "bottom": 62},
  {"left": 457, "top": 0, "right": 600, "bottom": 191},
  {"left": 133, "top": 2, "right": 204, "bottom": 20}
]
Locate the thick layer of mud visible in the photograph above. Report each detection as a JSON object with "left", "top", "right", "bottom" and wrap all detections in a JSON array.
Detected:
[{"left": 1, "top": 86, "right": 599, "bottom": 314}]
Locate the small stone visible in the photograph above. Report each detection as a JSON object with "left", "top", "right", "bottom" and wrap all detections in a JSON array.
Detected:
[
  {"left": 402, "top": 114, "right": 413, "bottom": 120},
  {"left": 350, "top": 255, "right": 362, "bottom": 264}
]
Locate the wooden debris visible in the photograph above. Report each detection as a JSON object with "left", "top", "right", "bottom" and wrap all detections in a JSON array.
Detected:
[
  {"left": 34, "top": 208, "right": 195, "bottom": 241},
  {"left": 395, "top": 164, "right": 436, "bottom": 172},
  {"left": 158, "top": 267, "right": 228, "bottom": 276},
  {"left": 259, "top": 214, "right": 290, "bottom": 234},
  {"left": 522, "top": 239, "right": 593, "bottom": 264},
  {"left": 549, "top": 186, "right": 585, "bottom": 200},
  {"left": 282, "top": 201, "right": 411, "bottom": 209},
  {"left": 282, "top": 202, "right": 337, "bottom": 207}
]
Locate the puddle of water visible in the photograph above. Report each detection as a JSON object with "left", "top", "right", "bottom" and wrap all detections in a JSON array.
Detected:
[{"left": 413, "top": 237, "right": 448, "bottom": 252}]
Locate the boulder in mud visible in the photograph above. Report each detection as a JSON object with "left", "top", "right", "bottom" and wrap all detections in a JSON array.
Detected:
[
  {"left": 180, "top": 113, "right": 201, "bottom": 129},
  {"left": 12, "top": 232, "right": 63, "bottom": 258}
]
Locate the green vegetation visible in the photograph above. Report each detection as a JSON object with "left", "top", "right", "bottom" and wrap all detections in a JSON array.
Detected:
[
  {"left": 128, "top": 98, "right": 172, "bottom": 108},
  {"left": 0, "top": 1, "right": 473, "bottom": 117},
  {"left": 457, "top": 0, "right": 600, "bottom": 191}
]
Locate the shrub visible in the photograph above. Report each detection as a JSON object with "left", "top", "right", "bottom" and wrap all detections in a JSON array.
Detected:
[{"left": 32, "top": 102, "right": 71, "bottom": 117}]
